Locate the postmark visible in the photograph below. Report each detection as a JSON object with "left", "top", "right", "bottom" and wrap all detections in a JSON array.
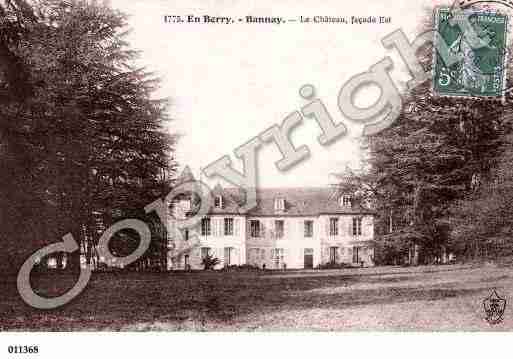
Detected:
[{"left": 433, "top": 8, "right": 509, "bottom": 98}]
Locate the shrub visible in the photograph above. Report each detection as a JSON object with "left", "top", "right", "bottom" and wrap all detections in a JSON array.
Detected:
[
  {"left": 201, "top": 254, "right": 220, "bottom": 270},
  {"left": 315, "top": 262, "right": 352, "bottom": 270},
  {"left": 221, "top": 264, "right": 260, "bottom": 271}
]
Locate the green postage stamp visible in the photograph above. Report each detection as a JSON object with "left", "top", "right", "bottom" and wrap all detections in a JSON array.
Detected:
[{"left": 433, "top": 8, "right": 509, "bottom": 98}]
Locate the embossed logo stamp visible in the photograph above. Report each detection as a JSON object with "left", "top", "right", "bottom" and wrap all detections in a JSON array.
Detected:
[
  {"left": 483, "top": 290, "right": 507, "bottom": 325},
  {"left": 433, "top": 8, "right": 509, "bottom": 98}
]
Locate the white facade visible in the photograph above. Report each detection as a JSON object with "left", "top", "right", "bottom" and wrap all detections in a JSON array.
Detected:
[
  {"left": 167, "top": 188, "right": 375, "bottom": 270},
  {"left": 319, "top": 214, "right": 375, "bottom": 267},
  {"left": 245, "top": 216, "right": 322, "bottom": 269}
]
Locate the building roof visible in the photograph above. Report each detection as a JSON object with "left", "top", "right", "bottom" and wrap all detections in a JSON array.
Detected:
[{"left": 208, "top": 186, "right": 375, "bottom": 216}]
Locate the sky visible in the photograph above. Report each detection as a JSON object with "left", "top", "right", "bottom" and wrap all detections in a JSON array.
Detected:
[{"left": 109, "top": 0, "right": 436, "bottom": 188}]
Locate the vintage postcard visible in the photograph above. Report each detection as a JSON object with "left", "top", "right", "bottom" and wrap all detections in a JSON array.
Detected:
[{"left": 2, "top": 0, "right": 513, "bottom": 357}]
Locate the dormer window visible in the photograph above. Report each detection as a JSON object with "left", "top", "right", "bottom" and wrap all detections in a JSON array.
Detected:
[
  {"left": 176, "top": 199, "right": 191, "bottom": 213},
  {"left": 275, "top": 198, "right": 285, "bottom": 212},
  {"left": 214, "top": 195, "right": 223, "bottom": 209},
  {"left": 339, "top": 195, "right": 352, "bottom": 207}
]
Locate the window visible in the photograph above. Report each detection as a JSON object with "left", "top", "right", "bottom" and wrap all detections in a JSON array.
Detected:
[
  {"left": 200, "top": 247, "right": 211, "bottom": 259},
  {"left": 352, "top": 246, "right": 360, "bottom": 263},
  {"left": 250, "top": 220, "right": 261, "bottom": 238},
  {"left": 329, "top": 218, "right": 339, "bottom": 236},
  {"left": 330, "top": 247, "right": 338, "bottom": 263},
  {"left": 272, "top": 248, "right": 284, "bottom": 266},
  {"left": 214, "top": 195, "right": 223, "bottom": 209},
  {"left": 304, "top": 220, "right": 314, "bottom": 238},
  {"left": 250, "top": 248, "right": 260, "bottom": 265},
  {"left": 274, "top": 198, "right": 285, "bottom": 212},
  {"left": 275, "top": 220, "right": 284, "bottom": 238},
  {"left": 180, "top": 199, "right": 191, "bottom": 212},
  {"left": 224, "top": 218, "right": 234, "bottom": 236},
  {"left": 48, "top": 257, "right": 57, "bottom": 269},
  {"left": 184, "top": 229, "right": 189, "bottom": 241},
  {"left": 224, "top": 247, "right": 233, "bottom": 266},
  {"left": 201, "top": 218, "right": 211, "bottom": 236},
  {"left": 339, "top": 195, "right": 352, "bottom": 207},
  {"left": 352, "top": 217, "right": 362, "bottom": 236}
]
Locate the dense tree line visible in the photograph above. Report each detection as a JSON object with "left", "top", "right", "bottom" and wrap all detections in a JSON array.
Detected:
[
  {"left": 338, "top": 86, "right": 513, "bottom": 264},
  {"left": 0, "top": 0, "right": 176, "bottom": 275},
  {"left": 336, "top": 8, "right": 513, "bottom": 265}
]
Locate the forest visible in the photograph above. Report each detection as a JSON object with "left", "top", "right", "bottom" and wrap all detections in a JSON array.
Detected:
[{"left": 0, "top": 0, "right": 177, "bottom": 274}]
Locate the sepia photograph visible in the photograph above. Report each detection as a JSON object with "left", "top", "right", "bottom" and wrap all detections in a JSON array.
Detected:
[{"left": 1, "top": 0, "right": 513, "bottom": 357}]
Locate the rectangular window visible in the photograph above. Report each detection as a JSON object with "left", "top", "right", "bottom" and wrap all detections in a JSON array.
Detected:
[
  {"left": 353, "top": 247, "right": 360, "bottom": 263},
  {"left": 304, "top": 220, "right": 314, "bottom": 238},
  {"left": 275, "top": 220, "right": 284, "bottom": 238},
  {"left": 250, "top": 248, "right": 259, "bottom": 265},
  {"left": 201, "top": 218, "right": 211, "bottom": 236},
  {"left": 200, "top": 247, "right": 211, "bottom": 259},
  {"left": 180, "top": 199, "right": 191, "bottom": 212},
  {"left": 330, "top": 247, "right": 338, "bottom": 263},
  {"left": 275, "top": 198, "right": 285, "bottom": 212},
  {"left": 214, "top": 196, "right": 223, "bottom": 208},
  {"left": 352, "top": 217, "right": 362, "bottom": 236},
  {"left": 339, "top": 195, "right": 352, "bottom": 207},
  {"left": 330, "top": 218, "right": 339, "bottom": 236},
  {"left": 272, "top": 248, "right": 284, "bottom": 265},
  {"left": 224, "top": 218, "right": 234, "bottom": 236},
  {"left": 184, "top": 229, "right": 189, "bottom": 241},
  {"left": 250, "top": 220, "right": 261, "bottom": 238}
]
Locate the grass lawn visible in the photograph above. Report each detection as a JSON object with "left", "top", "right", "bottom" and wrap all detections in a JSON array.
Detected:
[{"left": 1, "top": 263, "right": 512, "bottom": 331}]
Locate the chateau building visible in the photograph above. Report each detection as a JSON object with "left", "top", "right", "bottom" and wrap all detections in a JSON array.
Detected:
[{"left": 168, "top": 183, "right": 375, "bottom": 270}]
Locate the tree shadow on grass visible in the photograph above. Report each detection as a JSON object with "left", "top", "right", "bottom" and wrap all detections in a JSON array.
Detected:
[
  {"left": 186, "top": 284, "right": 490, "bottom": 324},
  {"left": 0, "top": 268, "right": 500, "bottom": 330}
]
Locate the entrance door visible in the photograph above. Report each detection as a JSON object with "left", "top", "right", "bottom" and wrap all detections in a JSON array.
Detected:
[
  {"left": 224, "top": 247, "right": 232, "bottom": 266},
  {"left": 330, "top": 247, "right": 338, "bottom": 264},
  {"left": 304, "top": 248, "right": 314, "bottom": 269},
  {"left": 273, "top": 248, "right": 284, "bottom": 269},
  {"left": 352, "top": 247, "right": 360, "bottom": 264}
]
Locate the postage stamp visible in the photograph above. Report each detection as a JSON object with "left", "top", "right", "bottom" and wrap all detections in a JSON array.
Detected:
[{"left": 433, "top": 8, "right": 509, "bottom": 98}]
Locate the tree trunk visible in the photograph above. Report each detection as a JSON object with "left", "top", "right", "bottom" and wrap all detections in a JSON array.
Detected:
[
  {"left": 0, "top": 41, "right": 31, "bottom": 100},
  {"left": 441, "top": 245, "right": 447, "bottom": 264},
  {"left": 406, "top": 243, "right": 420, "bottom": 266}
]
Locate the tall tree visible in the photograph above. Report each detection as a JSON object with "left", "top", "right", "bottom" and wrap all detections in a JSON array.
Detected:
[
  {"left": 336, "top": 29, "right": 513, "bottom": 265},
  {"left": 450, "top": 134, "right": 513, "bottom": 259},
  {"left": 366, "top": 81, "right": 507, "bottom": 264},
  {"left": 0, "top": 0, "right": 177, "bottom": 275}
]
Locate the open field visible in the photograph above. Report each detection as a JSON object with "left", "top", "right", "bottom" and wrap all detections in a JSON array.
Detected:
[{"left": 1, "top": 264, "right": 512, "bottom": 331}]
